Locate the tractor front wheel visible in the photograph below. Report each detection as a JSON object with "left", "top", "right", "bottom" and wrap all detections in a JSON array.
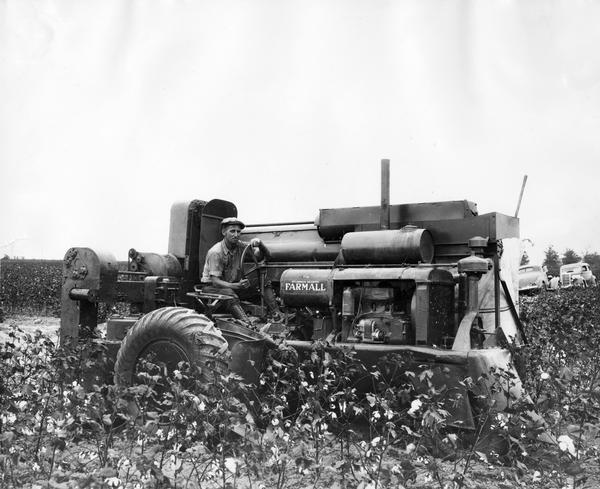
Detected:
[{"left": 114, "top": 307, "right": 229, "bottom": 387}]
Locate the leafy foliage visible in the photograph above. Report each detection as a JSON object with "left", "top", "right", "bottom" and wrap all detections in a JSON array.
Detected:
[
  {"left": 517, "top": 288, "right": 600, "bottom": 484},
  {"left": 583, "top": 252, "right": 600, "bottom": 281},
  {"left": 0, "top": 260, "right": 62, "bottom": 317},
  {"left": 562, "top": 248, "right": 582, "bottom": 266},
  {"left": 1, "top": 289, "right": 600, "bottom": 487},
  {"left": 542, "top": 245, "right": 561, "bottom": 276}
]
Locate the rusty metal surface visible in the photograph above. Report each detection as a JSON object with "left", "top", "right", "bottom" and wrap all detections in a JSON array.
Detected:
[
  {"left": 380, "top": 159, "right": 390, "bottom": 230},
  {"left": 279, "top": 269, "right": 332, "bottom": 307},
  {"left": 341, "top": 227, "right": 434, "bottom": 264},
  {"left": 242, "top": 227, "right": 340, "bottom": 262},
  {"left": 197, "top": 199, "right": 237, "bottom": 279},
  {"left": 317, "top": 200, "right": 479, "bottom": 235},
  {"left": 128, "top": 249, "right": 182, "bottom": 277},
  {"left": 106, "top": 317, "right": 137, "bottom": 341},
  {"left": 229, "top": 339, "right": 270, "bottom": 386},
  {"left": 60, "top": 247, "right": 119, "bottom": 343},
  {"left": 331, "top": 266, "right": 454, "bottom": 284}
]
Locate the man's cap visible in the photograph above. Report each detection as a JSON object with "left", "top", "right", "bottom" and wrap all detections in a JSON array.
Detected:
[{"left": 221, "top": 217, "right": 245, "bottom": 229}]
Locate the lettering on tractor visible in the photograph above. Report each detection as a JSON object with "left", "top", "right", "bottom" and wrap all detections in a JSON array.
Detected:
[
  {"left": 283, "top": 281, "right": 327, "bottom": 292},
  {"left": 59, "top": 159, "right": 525, "bottom": 429}
]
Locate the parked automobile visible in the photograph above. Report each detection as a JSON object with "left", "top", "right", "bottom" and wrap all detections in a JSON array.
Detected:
[
  {"left": 519, "top": 264, "right": 549, "bottom": 293},
  {"left": 559, "top": 262, "right": 597, "bottom": 288}
]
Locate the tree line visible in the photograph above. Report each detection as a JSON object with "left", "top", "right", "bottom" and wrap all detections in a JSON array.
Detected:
[{"left": 521, "top": 246, "right": 600, "bottom": 278}]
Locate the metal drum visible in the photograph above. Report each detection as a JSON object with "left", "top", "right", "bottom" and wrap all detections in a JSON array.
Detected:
[
  {"left": 242, "top": 227, "right": 340, "bottom": 262},
  {"left": 128, "top": 249, "right": 182, "bottom": 277},
  {"left": 279, "top": 269, "right": 333, "bottom": 307},
  {"left": 341, "top": 226, "right": 434, "bottom": 264}
]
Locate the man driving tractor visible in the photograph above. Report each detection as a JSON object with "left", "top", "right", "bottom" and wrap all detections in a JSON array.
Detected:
[{"left": 201, "top": 217, "right": 280, "bottom": 322}]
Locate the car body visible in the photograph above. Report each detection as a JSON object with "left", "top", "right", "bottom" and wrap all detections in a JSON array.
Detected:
[
  {"left": 559, "top": 262, "right": 597, "bottom": 288},
  {"left": 519, "top": 264, "right": 549, "bottom": 293}
]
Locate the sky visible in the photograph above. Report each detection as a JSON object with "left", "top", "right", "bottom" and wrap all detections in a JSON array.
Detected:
[{"left": 1, "top": 0, "right": 599, "bottom": 264}]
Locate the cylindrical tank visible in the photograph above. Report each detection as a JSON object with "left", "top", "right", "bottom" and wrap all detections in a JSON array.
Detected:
[
  {"left": 279, "top": 269, "right": 333, "bottom": 307},
  {"left": 242, "top": 226, "right": 340, "bottom": 262},
  {"left": 263, "top": 241, "right": 341, "bottom": 261},
  {"left": 341, "top": 226, "right": 434, "bottom": 264},
  {"left": 128, "top": 249, "right": 182, "bottom": 277},
  {"left": 342, "top": 287, "right": 354, "bottom": 316}
]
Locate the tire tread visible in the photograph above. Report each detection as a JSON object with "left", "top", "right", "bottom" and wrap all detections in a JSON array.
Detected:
[{"left": 114, "top": 307, "right": 229, "bottom": 386}]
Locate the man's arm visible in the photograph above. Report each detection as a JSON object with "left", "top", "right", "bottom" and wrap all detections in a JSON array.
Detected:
[
  {"left": 209, "top": 239, "right": 269, "bottom": 289},
  {"left": 204, "top": 245, "right": 250, "bottom": 290},
  {"left": 210, "top": 275, "right": 250, "bottom": 290}
]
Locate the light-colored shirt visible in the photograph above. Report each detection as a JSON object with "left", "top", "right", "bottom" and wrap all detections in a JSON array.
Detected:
[{"left": 201, "top": 239, "right": 247, "bottom": 284}]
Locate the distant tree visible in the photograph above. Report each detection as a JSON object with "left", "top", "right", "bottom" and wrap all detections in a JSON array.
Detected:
[
  {"left": 562, "top": 248, "right": 581, "bottom": 265},
  {"left": 542, "top": 245, "right": 561, "bottom": 276},
  {"left": 520, "top": 250, "right": 530, "bottom": 266},
  {"left": 583, "top": 251, "right": 600, "bottom": 279}
]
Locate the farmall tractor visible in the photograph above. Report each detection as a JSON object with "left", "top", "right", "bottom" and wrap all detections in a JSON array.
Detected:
[{"left": 60, "top": 161, "right": 524, "bottom": 428}]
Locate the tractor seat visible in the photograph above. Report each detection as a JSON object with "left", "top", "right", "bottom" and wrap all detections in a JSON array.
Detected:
[{"left": 187, "top": 285, "right": 235, "bottom": 317}]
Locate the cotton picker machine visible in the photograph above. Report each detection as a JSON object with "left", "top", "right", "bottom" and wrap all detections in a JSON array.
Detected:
[{"left": 60, "top": 160, "right": 525, "bottom": 429}]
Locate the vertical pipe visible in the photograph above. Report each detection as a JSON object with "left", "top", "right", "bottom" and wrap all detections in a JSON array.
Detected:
[
  {"left": 493, "top": 254, "right": 500, "bottom": 331},
  {"left": 514, "top": 175, "right": 528, "bottom": 218},
  {"left": 380, "top": 159, "right": 390, "bottom": 230}
]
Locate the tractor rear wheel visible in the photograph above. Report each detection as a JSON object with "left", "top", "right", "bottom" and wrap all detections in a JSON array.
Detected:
[{"left": 114, "top": 307, "right": 229, "bottom": 386}]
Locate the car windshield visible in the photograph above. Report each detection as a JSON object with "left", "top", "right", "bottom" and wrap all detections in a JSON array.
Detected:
[{"left": 520, "top": 266, "right": 539, "bottom": 273}]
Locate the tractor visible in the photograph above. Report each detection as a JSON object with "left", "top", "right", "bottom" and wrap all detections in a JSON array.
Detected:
[{"left": 59, "top": 160, "right": 524, "bottom": 428}]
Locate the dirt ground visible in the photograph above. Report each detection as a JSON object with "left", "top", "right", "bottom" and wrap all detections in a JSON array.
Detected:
[{"left": 0, "top": 314, "right": 60, "bottom": 343}]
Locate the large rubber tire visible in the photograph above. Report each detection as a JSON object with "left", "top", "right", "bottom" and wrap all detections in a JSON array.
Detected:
[{"left": 114, "top": 307, "right": 229, "bottom": 386}]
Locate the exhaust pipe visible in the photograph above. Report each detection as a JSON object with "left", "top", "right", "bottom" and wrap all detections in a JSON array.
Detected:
[{"left": 380, "top": 159, "right": 390, "bottom": 230}]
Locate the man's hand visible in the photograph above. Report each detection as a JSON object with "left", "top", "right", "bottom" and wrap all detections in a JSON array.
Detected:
[
  {"left": 250, "top": 238, "right": 272, "bottom": 262},
  {"left": 236, "top": 278, "right": 250, "bottom": 290}
]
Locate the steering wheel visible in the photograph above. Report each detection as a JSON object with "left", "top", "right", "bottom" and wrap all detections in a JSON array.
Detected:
[
  {"left": 240, "top": 243, "right": 282, "bottom": 320},
  {"left": 240, "top": 243, "right": 262, "bottom": 281}
]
